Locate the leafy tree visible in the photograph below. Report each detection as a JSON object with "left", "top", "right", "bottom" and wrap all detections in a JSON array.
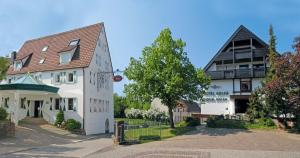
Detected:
[
  {"left": 113, "top": 93, "right": 128, "bottom": 118},
  {"left": 292, "top": 36, "right": 300, "bottom": 54},
  {"left": 124, "top": 28, "right": 210, "bottom": 128},
  {"left": 0, "top": 56, "right": 10, "bottom": 80},
  {"left": 246, "top": 89, "right": 269, "bottom": 121}
]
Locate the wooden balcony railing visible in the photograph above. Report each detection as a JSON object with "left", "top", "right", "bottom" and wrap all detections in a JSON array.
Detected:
[{"left": 206, "top": 68, "right": 266, "bottom": 80}]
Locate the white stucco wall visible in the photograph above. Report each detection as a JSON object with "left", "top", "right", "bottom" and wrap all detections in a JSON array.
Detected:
[
  {"left": 201, "top": 78, "right": 263, "bottom": 115},
  {"left": 83, "top": 27, "right": 114, "bottom": 135}
]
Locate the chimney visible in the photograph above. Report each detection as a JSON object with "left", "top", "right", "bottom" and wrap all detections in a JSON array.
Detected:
[{"left": 10, "top": 51, "right": 16, "bottom": 62}]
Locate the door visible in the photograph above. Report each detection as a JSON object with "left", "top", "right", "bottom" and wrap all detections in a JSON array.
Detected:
[
  {"left": 105, "top": 119, "right": 109, "bottom": 133},
  {"left": 34, "top": 101, "right": 39, "bottom": 117}
]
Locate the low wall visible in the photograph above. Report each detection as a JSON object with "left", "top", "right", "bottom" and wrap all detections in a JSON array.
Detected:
[{"left": 0, "top": 120, "right": 15, "bottom": 138}]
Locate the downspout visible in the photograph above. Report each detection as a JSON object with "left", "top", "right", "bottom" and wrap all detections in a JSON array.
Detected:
[{"left": 82, "top": 68, "right": 86, "bottom": 134}]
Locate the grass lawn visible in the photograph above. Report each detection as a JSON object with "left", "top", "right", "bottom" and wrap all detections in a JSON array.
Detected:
[{"left": 115, "top": 118, "right": 195, "bottom": 143}]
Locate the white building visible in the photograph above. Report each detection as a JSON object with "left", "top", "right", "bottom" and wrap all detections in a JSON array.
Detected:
[
  {"left": 151, "top": 98, "right": 201, "bottom": 123},
  {"left": 201, "top": 25, "right": 269, "bottom": 116},
  {"left": 0, "top": 23, "right": 114, "bottom": 135}
]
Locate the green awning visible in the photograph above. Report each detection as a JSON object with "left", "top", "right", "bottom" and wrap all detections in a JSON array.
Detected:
[{"left": 0, "top": 74, "right": 59, "bottom": 93}]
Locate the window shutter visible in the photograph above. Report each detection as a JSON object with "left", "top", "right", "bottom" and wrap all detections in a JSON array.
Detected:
[
  {"left": 73, "top": 71, "right": 77, "bottom": 83},
  {"left": 63, "top": 72, "right": 66, "bottom": 83},
  {"left": 51, "top": 73, "right": 53, "bottom": 84},
  {"left": 60, "top": 72, "right": 63, "bottom": 83}
]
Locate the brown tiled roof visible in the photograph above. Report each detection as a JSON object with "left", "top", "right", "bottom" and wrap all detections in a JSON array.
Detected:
[{"left": 7, "top": 23, "right": 103, "bottom": 75}]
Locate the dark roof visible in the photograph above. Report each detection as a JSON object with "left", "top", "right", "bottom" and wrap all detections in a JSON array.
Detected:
[
  {"left": 7, "top": 23, "right": 103, "bottom": 75},
  {"left": 204, "top": 25, "right": 269, "bottom": 71},
  {"left": 177, "top": 100, "right": 200, "bottom": 112}
]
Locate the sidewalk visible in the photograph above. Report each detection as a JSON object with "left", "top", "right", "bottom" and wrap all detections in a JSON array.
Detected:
[{"left": 1, "top": 136, "right": 114, "bottom": 158}]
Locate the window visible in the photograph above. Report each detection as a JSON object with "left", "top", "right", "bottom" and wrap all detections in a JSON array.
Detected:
[
  {"left": 253, "top": 64, "right": 264, "bottom": 69},
  {"left": 21, "top": 98, "right": 26, "bottom": 109},
  {"left": 4, "top": 98, "right": 9, "bottom": 108},
  {"left": 39, "top": 58, "right": 45, "bottom": 64},
  {"left": 68, "top": 72, "right": 74, "bottom": 82},
  {"left": 8, "top": 79, "right": 11, "bottom": 84},
  {"left": 14, "top": 61, "right": 22, "bottom": 70},
  {"left": 68, "top": 98, "right": 74, "bottom": 110},
  {"left": 55, "top": 99, "right": 60, "bottom": 110},
  {"left": 90, "top": 71, "right": 92, "bottom": 83},
  {"left": 55, "top": 74, "right": 60, "bottom": 83},
  {"left": 42, "top": 46, "right": 48, "bottom": 52},
  {"left": 60, "top": 53, "right": 72, "bottom": 64},
  {"left": 239, "top": 64, "right": 249, "bottom": 69},
  {"left": 240, "top": 80, "right": 251, "bottom": 92},
  {"left": 69, "top": 39, "right": 79, "bottom": 46}
]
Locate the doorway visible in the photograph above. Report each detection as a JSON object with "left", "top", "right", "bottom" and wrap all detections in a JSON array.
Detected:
[
  {"left": 34, "top": 101, "right": 42, "bottom": 118},
  {"left": 235, "top": 99, "right": 249, "bottom": 113},
  {"left": 105, "top": 118, "right": 109, "bottom": 134}
]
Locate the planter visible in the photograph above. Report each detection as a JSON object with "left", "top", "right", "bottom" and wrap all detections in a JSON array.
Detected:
[{"left": 0, "top": 120, "right": 15, "bottom": 138}]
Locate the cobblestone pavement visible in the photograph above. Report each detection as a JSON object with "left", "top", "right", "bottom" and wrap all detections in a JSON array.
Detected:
[{"left": 86, "top": 127, "right": 300, "bottom": 158}]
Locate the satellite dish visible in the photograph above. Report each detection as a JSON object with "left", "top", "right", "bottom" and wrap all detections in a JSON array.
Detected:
[{"left": 113, "top": 75, "right": 123, "bottom": 82}]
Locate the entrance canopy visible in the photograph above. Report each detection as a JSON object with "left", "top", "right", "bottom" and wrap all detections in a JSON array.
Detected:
[{"left": 0, "top": 74, "right": 59, "bottom": 93}]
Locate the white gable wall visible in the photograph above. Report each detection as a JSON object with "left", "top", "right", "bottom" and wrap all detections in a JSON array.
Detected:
[{"left": 83, "top": 27, "right": 114, "bottom": 135}]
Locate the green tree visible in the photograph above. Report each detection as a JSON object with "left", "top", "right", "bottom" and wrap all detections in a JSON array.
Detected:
[
  {"left": 263, "top": 25, "right": 277, "bottom": 85},
  {"left": 0, "top": 56, "right": 9, "bottom": 80},
  {"left": 124, "top": 28, "right": 210, "bottom": 128},
  {"left": 113, "top": 93, "right": 128, "bottom": 118}
]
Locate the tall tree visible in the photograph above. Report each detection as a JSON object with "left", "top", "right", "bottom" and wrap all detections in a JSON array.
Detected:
[
  {"left": 124, "top": 28, "right": 210, "bottom": 128},
  {"left": 0, "top": 56, "right": 9, "bottom": 80},
  {"left": 263, "top": 25, "right": 277, "bottom": 85},
  {"left": 113, "top": 93, "right": 127, "bottom": 118}
]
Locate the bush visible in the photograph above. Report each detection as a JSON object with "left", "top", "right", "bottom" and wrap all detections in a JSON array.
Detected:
[
  {"left": 125, "top": 108, "right": 143, "bottom": 119},
  {"left": 257, "top": 118, "right": 275, "bottom": 127},
  {"left": 0, "top": 107, "right": 8, "bottom": 120},
  {"left": 185, "top": 117, "right": 200, "bottom": 127},
  {"left": 55, "top": 109, "right": 64, "bottom": 126},
  {"left": 65, "top": 119, "right": 81, "bottom": 131},
  {"left": 207, "top": 116, "right": 246, "bottom": 129}
]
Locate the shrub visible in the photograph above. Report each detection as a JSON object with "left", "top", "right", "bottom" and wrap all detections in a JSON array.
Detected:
[
  {"left": 207, "top": 116, "right": 246, "bottom": 129},
  {"left": 257, "top": 117, "right": 275, "bottom": 127},
  {"left": 125, "top": 108, "right": 143, "bottom": 119},
  {"left": 206, "top": 116, "right": 217, "bottom": 128},
  {"left": 185, "top": 117, "right": 200, "bottom": 127},
  {"left": 65, "top": 119, "right": 81, "bottom": 131},
  {"left": 55, "top": 109, "right": 64, "bottom": 126},
  {"left": 0, "top": 107, "right": 8, "bottom": 120}
]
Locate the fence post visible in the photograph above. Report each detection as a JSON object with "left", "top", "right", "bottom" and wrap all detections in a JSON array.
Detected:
[{"left": 114, "top": 120, "right": 124, "bottom": 144}]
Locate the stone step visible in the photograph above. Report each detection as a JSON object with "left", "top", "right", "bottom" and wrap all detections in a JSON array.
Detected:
[{"left": 20, "top": 117, "right": 48, "bottom": 125}]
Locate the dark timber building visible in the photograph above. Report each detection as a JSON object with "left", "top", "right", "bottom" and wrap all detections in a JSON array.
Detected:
[{"left": 201, "top": 25, "right": 269, "bottom": 115}]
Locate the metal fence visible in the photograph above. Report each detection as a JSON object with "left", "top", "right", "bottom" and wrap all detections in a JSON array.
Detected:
[{"left": 122, "top": 119, "right": 169, "bottom": 143}]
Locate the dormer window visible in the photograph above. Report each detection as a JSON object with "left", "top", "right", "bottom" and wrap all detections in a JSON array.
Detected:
[
  {"left": 69, "top": 39, "right": 80, "bottom": 46},
  {"left": 60, "top": 52, "right": 72, "bottom": 64},
  {"left": 14, "top": 61, "right": 22, "bottom": 70},
  {"left": 42, "top": 46, "right": 48, "bottom": 52}
]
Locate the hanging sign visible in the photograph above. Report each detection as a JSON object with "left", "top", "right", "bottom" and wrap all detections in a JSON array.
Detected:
[{"left": 113, "top": 75, "right": 123, "bottom": 82}]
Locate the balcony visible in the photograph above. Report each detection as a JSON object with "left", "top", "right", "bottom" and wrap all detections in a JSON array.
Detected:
[{"left": 206, "top": 68, "right": 266, "bottom": 80}]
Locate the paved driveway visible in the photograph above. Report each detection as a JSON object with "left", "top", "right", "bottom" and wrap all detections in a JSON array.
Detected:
[
  {"left": 0, "top": 118, "right": 113, "bottom": 158},
  {"left": 87, "top": 126, "right": 300, "bottom": 158}
]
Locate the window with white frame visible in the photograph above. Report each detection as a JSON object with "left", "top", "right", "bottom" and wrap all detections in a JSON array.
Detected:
[
  {"left": 55, "top": 74, "right": 61, "bottom": 83},
  {"left": 60, "top": 53, "right": 72, "bottom": 64},
  {"left": 42, "top": 46, "right": 48, "bottom": 52},
  {"left": 14, "top": 61, "right": 22, "bottom": 70},
  {"left": 69, "top": 39, "right": 80, "bottom": 46},
  {"left": 68, "top": 98, "right": 74, "bottom": 111},
  {"left": 55, "top": 98, "right": 60, "bottom": 110},
  {"left": 67, "top": 71, "right": 76, "bottom": 83},
  {"left": 4, "top": 98, "right": 9, "bottom": 108}
]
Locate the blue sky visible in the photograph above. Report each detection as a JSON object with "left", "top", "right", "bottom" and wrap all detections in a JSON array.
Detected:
[{"left": 0, "top": 0, "right": 299, "bottom": 95}]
